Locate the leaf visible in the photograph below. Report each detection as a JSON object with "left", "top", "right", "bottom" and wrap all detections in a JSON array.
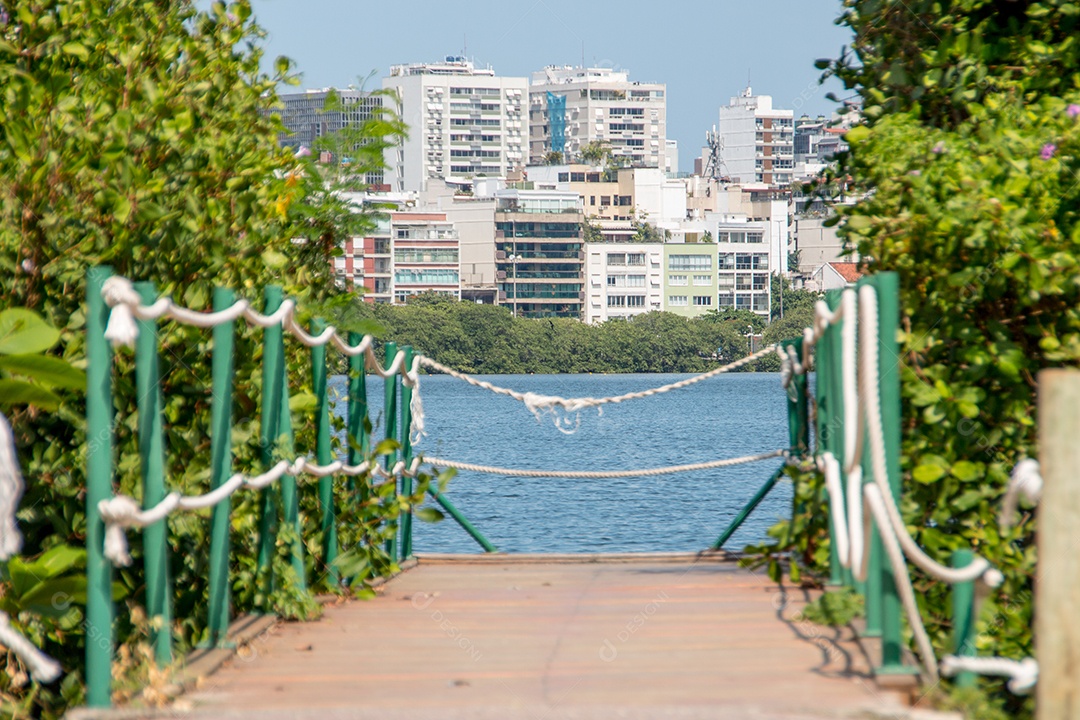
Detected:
[
  {"left": 61, "top": 42, "right": 89, "bottom": 60},
  {"left": 912, "top": 463, "right": 947, "bottom": 484},
  {"left": 0, "top": 354, "right": 85, "bottom": 389},
  {"left": 843, "top": 125, "right": 871, "bottom": 144},
  {"left": 0, "top": 380, "right": 62, "bottom": 410},
  {"left": 288, "top": 391, "right": 317, "bottom": 413},
  {"left": 414, "top": 507, "right": 444, "bottom": 523},
  {"left": 32, "top": 545, "right": 87, "bottom": 579},
  {"left": 0, "top": 309, "right": 60, "bottom": 355},
  {"left": 950, "top": 460, "right": 982, "bottom": 482}
]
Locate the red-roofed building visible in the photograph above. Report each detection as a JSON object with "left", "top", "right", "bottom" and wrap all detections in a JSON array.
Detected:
[{"left": 812, "top": 261, "right": 863, "bottom": 291}]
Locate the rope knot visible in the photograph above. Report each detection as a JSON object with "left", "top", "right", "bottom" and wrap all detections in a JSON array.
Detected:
[
  {"left": 97, "top": 495, "right": 142, "bottom": 566},
  {"left": 101, "top": 276, "right": 142, "bottom": 348}
]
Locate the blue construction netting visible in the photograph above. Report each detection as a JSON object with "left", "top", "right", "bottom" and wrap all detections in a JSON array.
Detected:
[{"left": 547, "top": 92, "right": 566, "bottom": 155}]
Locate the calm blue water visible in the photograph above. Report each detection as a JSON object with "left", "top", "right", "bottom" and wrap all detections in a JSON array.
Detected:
[{"left": 329, "top": 373, "right": 791, "bottom": 554}]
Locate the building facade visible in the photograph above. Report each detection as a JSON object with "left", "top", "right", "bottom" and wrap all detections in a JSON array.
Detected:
[
  {"left": 276, "top": 88, "right": 385, "bottom": 186},
  {"left": 382, "top": 58, "right": 527, "bottom": 193},
  {"left": 390, "top": 212, "right": 461, "bottom": 303},
  {"left": 716, "top": 88, "right": 794, "bottom": 186},
  {"left": 529, "top": 66, "right": 667, "bottom": 169},
  {"left": 494, "top": 190, "right": 584, "bottom": 318},
  {"left": 584, "top": 243, "right": 663, "bottom": 323},
  {"left": 662, "top": 243, "right": 719, "bottom": 318}
]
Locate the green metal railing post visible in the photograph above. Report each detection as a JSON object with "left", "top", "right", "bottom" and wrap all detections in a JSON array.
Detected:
[
  {"left": 312, "top": 318, "right": 338, "bottom": 585},
  {"left": 134, "top": 282, "right": 173, "bottom": 667},
  {"left": 784, "top": 339, "right": 810, "bottom": 455},
  {"left": 347, "top": 332, "right": 369, "bottom": 501},
  {"left": 428, "top": 487, "right": 498, "bottom": 552},
  {"left": 951, "top": 549, "right": 977, "bottom": 688},
  {"left": 207, "top": 287, "right": 235, "bottom": 645},
  {"left": 399, "top": 346, "right": 415, "bottom": 561},
  {"left": 86, "top": 267, "right": 115, "bottom": 708},
  {"left": 815, "top": 298, "right": 843, "bottom": 587},
  {"left": 870, "top": 272, "right": 915, "bottom": 676},
  {"left": 383, "top": 342, "right": 399, "bottom": 559},
  {"left": 712, "top": 465, "right": 786, "bottom": 550},
  {"left": 826, "top": 290, "right": 856, "bottom": 591},
  {"left": 277, "top": 319, "right": 305, "bottom": 588},
  {"left": 256, "top": 286, "right": 284, "bottom": 606}
]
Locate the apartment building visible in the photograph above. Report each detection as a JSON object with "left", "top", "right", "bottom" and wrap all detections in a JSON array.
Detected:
[
  {"left": 529, "top": 66, "right": 667, "bottom": 169},
  {"left": 716, "top": 88, "right": 794, "bottom": 186},
  {"left": 583, "top": 243, "right": 663, "bottom": 323},
  {"left": 390, "top": 212, "right": 461, "bottom": 303},
  {"left": 493, "top": 190, "right": 584, "bottom": 318},
  {"left": 382, "top": 58, "right": 527, "bottom": 192},
  {"left": 662, "top": 243, "right": 718, "bottom": 318},
  {"left": 275, "top": 88, "right": 385, "bottom": 186}
]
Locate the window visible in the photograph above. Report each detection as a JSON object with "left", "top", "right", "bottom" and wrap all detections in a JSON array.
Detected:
[
  {"left": 753, "top": 273, "right": 768, "bottom": 290},
  {"left": 753, "top": 294, "right": 770, "bottom": 312},
  {"left": 693, "top": 274, "right": 711, "bottom": 286},
  {"left": 627, "top": 253, "right": 645, "bottom": 266},
  {"left": 608, "top": 295, "right": 627, "bottom": 307},
  {"left": 718, "top": 293, "right": 734, "bottom": 308},
  {"left": 736, "top": 294, "right": 753, "bottom": 310},
  {"left": 718, "top": 231, "right": 765, "bottom": 244},
  {"left": 669, "top": 274, "right": 688, "bottom": 286},
  {"left": 736, "top": 274, "right": 752, "bottom": 290},
  {"left": 558, "top": 172, "right": 569, "bottom": 182},
  {"left": 735, "top": 253, "right": 753, "bottom": 270},
  {"left": 718, "top": 275, "right": 734, "bottom": 289},
  {"left": 625, "top": 275, "right": 645, "bottom": 287},
  {"left": 590, "top": 195, "right": 596, "bottom": 206},
  {"left": 571, "top": 172, "right": 585, "bottom": 182},
  {"left": 607, "top": 253, "right": 626, "bottom": 266},
  {"left": 718, "top": 253, "right": 735, "bottom": 270},
  {"left": 668, "top": 255, "right": 712, "bottom": 270},
  {"left": 693, "top": 295, "right": 713, "bottom": 307},
  {"left": 668, "top": 295, "right": 688, "bottom": 307},
  {"left": 601, "top": 196, "right": 611, "bottom": 206},
  {"left": 627, "top": 296, "right": 646, "bottom": 307},
  {"left": 753, "top": 254, "right": 769, "bottom": 270}
]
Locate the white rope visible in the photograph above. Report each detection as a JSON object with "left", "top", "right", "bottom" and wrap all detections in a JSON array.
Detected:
[
  {"left": 941, "top": 655, "right": 1038, "bottom": 694},
  {"left": 420, "top": 343, "right": 780, "bottom": 434},
  {"left": 819, "top": 453, "right": 849, "bottom": 568},
  {"left": 864, "top": 482, "right": 940, "bottom": 683},
  {"left": 0, "top": 611, "right": 62, "bottom": 683},
  {"left": 0, "top": 415, "right": 61, "bottom": 683},
  {"left": 97, "top": 455, "right": 424, "bottom": 566},
  {"left": 0, "top": 413, "right": 24, "bottom": 560},
  {"left": 100, "top": 276, "right": 425, "bottom": 444},
  {"left": 424, "top": 449, "right": 786, "bottom": 479},
  {"left": 1000, "top": 458, "right": 1041, "bottom": 532}
]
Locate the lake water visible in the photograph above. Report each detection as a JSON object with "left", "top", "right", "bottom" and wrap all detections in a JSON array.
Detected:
[{"left": 329, "top": 372, "right": 792, "bottom": 554}]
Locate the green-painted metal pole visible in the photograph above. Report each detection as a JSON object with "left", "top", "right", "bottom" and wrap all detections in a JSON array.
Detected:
[
  {"left": 347, "top": 332, "right": 369, "bottom": 501},
  {"left": 399, "top": 346, "right": 414, "bottom": 561},
  {"left": 951, "top": 549, "right": 977, "bottom": 688},
  {"left": 815, "top": 303, "right": 843, "bottom": 587},
  {"left": 256, "top": 286, "right": 283, "bottom": 606},
  {"left": 712, "top": 465, "right": 785, "bottom": 550},
  {"left": 428, "top": 487, "right": 498, "bottom": 552},
  {"left": 872, "top": 272, "right": 913, "bottom": 675},
  {"left": 208, "top": 288, "right": 236, "bottom": 645},
  {"left": 312, "top": 318, "right": 338, "bottom": 585},
  {"left": 862, "top": 444, "right": 883, "bottom": 637},
  {"left": 86, "top": 267, "right": 115, "bottom": 708},
  {"left": 277, "top": 323, "right": 305, "bottom": 588},
  {"left": 134, "top": 282, "right": 173, "bottom": 667},
  {"left": 383, "top": 341, "right": 398, "bottom": 559}
]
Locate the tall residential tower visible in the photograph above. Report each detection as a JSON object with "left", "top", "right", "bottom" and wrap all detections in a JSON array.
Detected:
[{"left": 382, "top": 58, "right": 528, "bottom": 192}]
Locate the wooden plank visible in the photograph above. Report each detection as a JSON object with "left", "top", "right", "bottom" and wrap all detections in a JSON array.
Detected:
[{"left": 172, "top": 559, "right": 915, "bottom": 719}]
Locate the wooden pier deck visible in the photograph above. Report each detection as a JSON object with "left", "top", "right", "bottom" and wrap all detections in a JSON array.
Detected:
[{"left": 171, "top": 554, "right": 921, "bottom": 719}]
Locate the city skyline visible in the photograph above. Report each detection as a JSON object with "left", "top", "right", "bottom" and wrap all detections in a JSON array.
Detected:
[{"left": 247, "top": 0, "right": 853, "bottom": 171}]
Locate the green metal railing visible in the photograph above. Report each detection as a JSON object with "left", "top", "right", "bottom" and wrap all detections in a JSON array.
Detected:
[
  {"left": 83, "top": 267, "right": 495, "bottom": 708},
  {"left": 713, "top": 272, "right": 980, "bottom": 683}
]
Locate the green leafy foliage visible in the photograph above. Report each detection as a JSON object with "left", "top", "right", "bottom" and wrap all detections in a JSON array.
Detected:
[
  {"left": 0, "top": 0, "right": 406, "bottom": 715},
  {"left": 754, "top": 3, "right": 1079, "bottom": 716},
  {"left": 797, "top": 587, "right": 864, "bottom": 628}
]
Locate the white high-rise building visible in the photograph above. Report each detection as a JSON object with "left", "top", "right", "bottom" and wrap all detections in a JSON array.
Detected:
[
  {"left": 529, "top": 66, "right": 666, "bottom": 169},
  {"left": 382, "top": 57, "right": 528, "bottom": 192},
  {"left": 716, "top": 88, "right": 794, "bottom": 186}
]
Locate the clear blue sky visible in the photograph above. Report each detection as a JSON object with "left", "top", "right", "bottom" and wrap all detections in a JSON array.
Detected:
[{"left": 246, "top": 0, "right": 854, "bottom": 170}]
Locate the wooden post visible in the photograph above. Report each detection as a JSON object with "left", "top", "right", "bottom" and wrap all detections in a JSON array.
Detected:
[{"left": 1036, "top": 369, "right": 1080, "bottom": 719}]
